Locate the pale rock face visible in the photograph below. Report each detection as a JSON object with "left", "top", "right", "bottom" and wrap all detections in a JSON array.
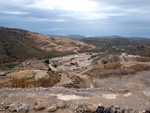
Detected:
[{"left": 47, "top": 104, "right": 57, "bottom": 112}]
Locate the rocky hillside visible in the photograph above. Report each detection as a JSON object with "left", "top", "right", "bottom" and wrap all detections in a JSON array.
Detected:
[
  {"left": 28, "top": 32, "right": 96, "bottom": 53},
  {"left": 81, "top": 37, "right": 150, "bottom": 56},
  {"left": 0, "top": 27, "right": 96, "bottom": 64}
]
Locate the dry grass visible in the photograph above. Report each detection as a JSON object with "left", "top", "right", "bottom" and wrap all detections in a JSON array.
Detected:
[
  {"left": 130, "top": 64, "right": 150, "bottom": 71},
  {"left": 86, "top": 66, "right": 103, "bottom": 74},
  {"left": 7, "top": 70, "right": 35, "bottom": 79},
  {"left": 123, "top": 56, "right": 150, "bottom": 62},
  {"left": 85, "top": 62, "right": 150, "bottom": 78},
  {"left": 84, "top": 62, "right": 121, "bottom": 75},
  {"left": 103, "top": 62, "right": 121, "bottom": 70},
  {"left": 0, "top": 72, "right": 61, "bottom": 88},
  {"left": 97, "top": 68, "right": 136, "bottom": 78},
  {"left": 135, "top": 57, "right": 150, "bottom": 62}
]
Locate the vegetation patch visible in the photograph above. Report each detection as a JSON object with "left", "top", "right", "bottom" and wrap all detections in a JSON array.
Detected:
[
  {"left": 44, "top": 59, "right": 50, "bottom": 64},
  {"left": 135, "top": 57, "right": 150, "bottom": 62},
  {"left": 81, "top": 38, "right": 150, "bottom": 57},
  {"left": 0, "top": 71, "right": 61, "bottom": 88},
  {"left": 103, "top": 62, "right": 121, "bottom": 70},
  {"left": 0, "top": 62, "right": 20, "bottom": 70},
  {"left": 84, "top": 62, "right": 150, "bottom": 78}
]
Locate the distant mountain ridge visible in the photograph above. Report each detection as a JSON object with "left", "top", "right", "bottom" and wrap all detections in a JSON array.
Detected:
[
  {"left": 91, "top": 36, "right": 150, "bottom": 40},
  {"left": 49, "top": 34, "right": 86, "bottom": 40},
  {"left": 49, "top": 34, "right": 150, "bottom": 41}
]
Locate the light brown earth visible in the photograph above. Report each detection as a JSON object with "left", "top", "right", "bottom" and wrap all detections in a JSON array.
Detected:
[
  {"left": 0, "top": 86, "right": 150, "bottom": 113},
  {"left": 1, "top": 53, "right": 150, "bottom": 112},
  {"left": 28, "top": 32, "right": 97, "bottom": 53}
]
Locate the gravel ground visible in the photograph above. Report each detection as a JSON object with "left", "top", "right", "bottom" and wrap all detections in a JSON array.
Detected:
[{"left": 0, "top": 87, "right": 150, "bottom": 113}]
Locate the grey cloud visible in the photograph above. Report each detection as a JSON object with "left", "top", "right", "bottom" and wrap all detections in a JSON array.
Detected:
[{"left": 0, "top": 0, "right": 150, "bottom": 37}]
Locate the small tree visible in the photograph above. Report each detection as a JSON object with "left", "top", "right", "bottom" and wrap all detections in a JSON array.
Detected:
[
  {"left": 48, "top": 68, "right": 51, "bottom": 71},
  {"left": 44, "top": 60, "right": 49, "bottom": 64},
  {"left": 53, "top": 64, "right": 57, "bottom": 67}
]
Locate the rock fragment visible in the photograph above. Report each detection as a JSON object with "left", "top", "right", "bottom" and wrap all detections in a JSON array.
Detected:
[
  {"left": 17, "top": 104, "right": 29, "bottom": 113},
  {"left": 56, "top": 101, "right": 66, "bottom": 109},
  {"left": 8, "top": 103, "right": 20, "bottom": 112},
  {"left": 47, "top": 104, "right": 57, "bottom": 112},
  {"left": 33, "top": 100, "right": 45, "bottom": 111},
  {"left": 84, "top": 104, "right": 98, "bottom": 112},
  {"left": 107, "top": 105, "right": 116, "bottom": 113},
  {"left": 145, "top": 110, "right": 150, "bottom": 113},
  {"left": 97, "top": 106, "right": 105, "bottom": 113},
  {"left": 0, "top": 104, "right": 5, "bottom": 111}
]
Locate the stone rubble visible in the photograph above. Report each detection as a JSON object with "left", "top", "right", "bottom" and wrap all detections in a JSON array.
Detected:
[
  {"left": 0, "top": 100, "right": 150, "bottom": 113},
  {"left": 8, "top": 102, "right": 21, "bottom": 112}
]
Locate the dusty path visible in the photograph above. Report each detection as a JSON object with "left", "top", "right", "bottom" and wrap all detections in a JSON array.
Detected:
[
  {"left": 55, "top": 73, "right": 72, "bottom": 86},
  {"left": 0, "top": 87, "right": 150, "bottom": 113}
]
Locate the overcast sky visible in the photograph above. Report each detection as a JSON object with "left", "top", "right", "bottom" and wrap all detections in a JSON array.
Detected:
[{"left": 0, "top": 0, "right": 150, "bottom": 37}]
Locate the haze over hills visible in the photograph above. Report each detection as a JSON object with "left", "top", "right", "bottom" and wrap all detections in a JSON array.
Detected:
[
  {"left": 49, "top": 34, "right": 150, "bottom": 41},
  {"left": 49, "top": 34, "right": 86, "bottom": 40},
  {"left": 0, "top": 27, "right": 96, "bottom": 64},
  {"left": 91, "top": 36, "right": 150, "bottom": 40}
]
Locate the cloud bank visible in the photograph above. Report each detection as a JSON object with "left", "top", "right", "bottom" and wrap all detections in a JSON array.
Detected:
[{"left": 0, "top": 0, "right": 150, "bottom": 37}]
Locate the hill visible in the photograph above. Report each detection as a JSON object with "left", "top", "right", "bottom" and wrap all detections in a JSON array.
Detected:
[
  {"left": 81, "top": 37, "right": 150, "bottom": 57},
  {"left": 49, "top": 34, "right": 86, "bottom": 40},
  {"left": 65, "top": 35, "right": 86, "bottom": 40},
  {"left": 0, "top": 27, "right": 96, "bottom": 64},
  {"left": 91, "top": 35, "right": 150, "bottom": 40}
]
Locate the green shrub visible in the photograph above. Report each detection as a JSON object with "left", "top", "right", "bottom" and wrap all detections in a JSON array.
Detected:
[
  {"left": 44, "top": 59, "right": 49, "bottom": 64},
  {"left": 53, "top": 64, "right": 57, "bottom": 67},
  {"left": 48, "top": 68, "right": 51, "bottom": 71},
  {"left": 70, "top": 62, "right": 75, "bottom": 65},
  {"left": 102, "top": 60, "right": 107, "bottom": 64}
]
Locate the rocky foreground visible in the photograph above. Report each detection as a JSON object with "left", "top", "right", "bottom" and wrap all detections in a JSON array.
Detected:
[{"left": 0, "top": 87, "right": 150, "bottom": 113}]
